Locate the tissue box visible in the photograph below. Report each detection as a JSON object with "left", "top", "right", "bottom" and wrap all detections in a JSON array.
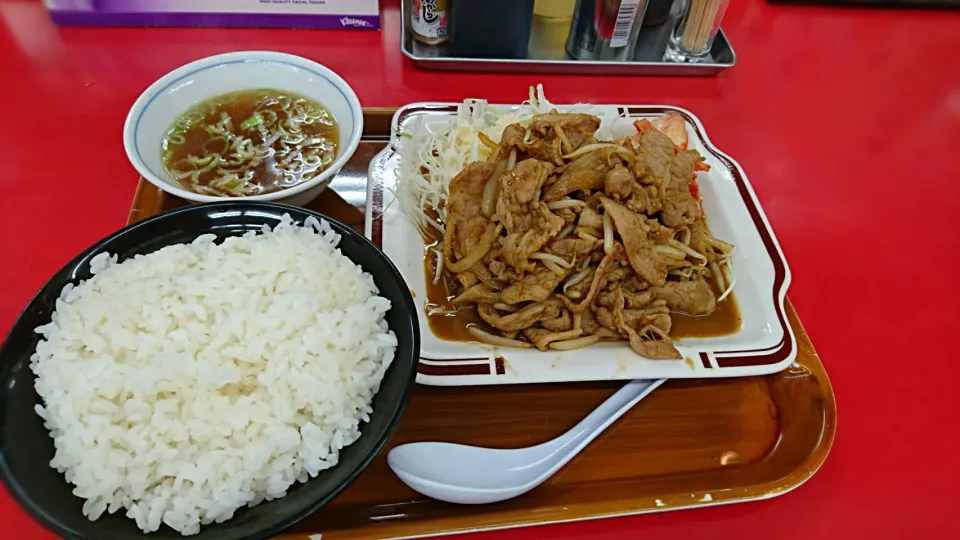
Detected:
[{"left": 44, "top": 1, "right": 380, "bottom": 30}]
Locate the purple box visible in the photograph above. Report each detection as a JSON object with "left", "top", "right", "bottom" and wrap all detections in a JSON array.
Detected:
[{"left": 43, "top": 1, "right": 381, "bottom": 30}]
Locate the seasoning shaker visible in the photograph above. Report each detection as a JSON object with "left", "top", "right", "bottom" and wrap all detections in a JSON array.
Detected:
[
  {"left": 663, "top": 0, "right": 731, "bottom": 62},
  {"left": 450, "top": 0, "right": 535, "bottom": 59},
  {"left": 411, "top": 0, "right": 450, "bottom": 45},
  {"left": 642, "top": 0, "right": 676, "bottom": 26},
  {"left": 566, "top": 0, "right": 649, "bottom": 62}
]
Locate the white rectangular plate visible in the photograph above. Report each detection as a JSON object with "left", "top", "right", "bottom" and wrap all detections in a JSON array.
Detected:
[{"left": 365, "top": 103, "right": 795, "bottom": 386}]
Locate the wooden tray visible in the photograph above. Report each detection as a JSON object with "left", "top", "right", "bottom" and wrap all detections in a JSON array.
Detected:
[{"left": 128, "top": 109, "right": 837, "bottom": 540}]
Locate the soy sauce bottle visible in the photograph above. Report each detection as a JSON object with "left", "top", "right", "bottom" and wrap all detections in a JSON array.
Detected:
[{"left": 412, "top": 0, "right": 451, "bottom": 45}]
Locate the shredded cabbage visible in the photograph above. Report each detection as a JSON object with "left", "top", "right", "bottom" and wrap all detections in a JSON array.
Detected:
[{"left": 394, "top": 85, "right": 617, "bottom": 236}]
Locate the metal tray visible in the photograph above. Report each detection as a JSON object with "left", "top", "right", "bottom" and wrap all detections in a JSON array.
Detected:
[{"left": 400, "top": 0, "right": 736, "bottom": 76}]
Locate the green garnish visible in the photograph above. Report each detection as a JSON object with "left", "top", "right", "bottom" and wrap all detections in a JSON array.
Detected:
[{"left": 240, "top": 113, "right": 264, "bottom": 130}]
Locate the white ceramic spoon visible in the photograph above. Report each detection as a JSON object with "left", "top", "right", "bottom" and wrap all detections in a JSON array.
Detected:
[{"left": 387, "top": 378, "right": 667, "bottom": 504}]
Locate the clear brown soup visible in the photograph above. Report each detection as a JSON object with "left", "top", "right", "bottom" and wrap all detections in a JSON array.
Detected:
[{"left": 162, "top": 89, "right": 339, "bottom": 197}]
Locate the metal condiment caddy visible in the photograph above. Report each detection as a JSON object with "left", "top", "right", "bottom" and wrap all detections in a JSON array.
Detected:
[{"left": 401, "top": 0, "right": 736, "bottom": 76}]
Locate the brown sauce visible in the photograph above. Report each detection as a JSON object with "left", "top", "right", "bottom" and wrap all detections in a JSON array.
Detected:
[{"left": 422, "top": 239, "right": 742, "bottom": 343}]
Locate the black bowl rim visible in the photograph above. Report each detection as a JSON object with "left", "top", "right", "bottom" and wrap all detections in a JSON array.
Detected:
[{"left": 0, "top": 201, "right": 420, "bottom": 540}]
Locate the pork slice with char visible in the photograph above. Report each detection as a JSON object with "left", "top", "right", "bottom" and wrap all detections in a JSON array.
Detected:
[
  {"left": 477, "top": 300, "right": 562, "bottom": 332},
  {"left": 649, "top": 279, "right": 716, "bottom": 315},
  {"left": 543, "top": 151, "right": 608, "bottom": 202},
  {"left": 490, "top": 123, "right": 526, "bottom": 162},
  {"left": 577, "top": 206, "right": 603, "bottom": 229},
  {"left": 604, "top": 165, "right": 635, "bottom": 199},
  {"left": 661, "top": 149, "right": 702, "bottom": 227},
  {"left": 611, "top": 288, "right": 681, "bottom": 360},
  {"left": 500, "top": 264, "right": 564, "bottom": 304},
  {"left": 598, "top": 196, "right": 667, "bottom": 287},
  {"left": 530, "top": 112, "right": 601, "bottom": 153},
  {"left": 540, "top": 309, "right": 573, "bottom": 332},
  {"left": 549, "top": 237, "right": 601, "bottom": 259},
  {"left": 635, "top": 129, "right": 675, "bottom": 187},
  {"left": 447, "top": 161, "right": 495, "bottom": 287},
  {"left": 625, "top": 184, "right": 662, "bottom": 215},
  {"left": 523, "top": 327, "right": 583, "bottom": 351},
  {"left": 559, "top": 243, "right": 625, "bottom": 313},
  {"left": 497, "top": 159, "right": 565, "bottom": 273}
]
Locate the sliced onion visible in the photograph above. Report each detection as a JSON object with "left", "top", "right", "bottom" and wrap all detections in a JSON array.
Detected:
[
  {"left": 562, "top": 143, "right": 632, "bottom": 160},
  {"left": 446, "top": 223, "right": 502, "bottom": 273},
  {"left": 654, "top": 245, "right": 688, "bottom": 259},
  {"left": 707, "top": 235, "right": 735, "bottom": 253},
  {"left": 562, "top": 268, "right": 591, "bottom": 295},
  {"left": 669, "top": 239, "right": 706, "bottom": 261},
  {"left": 541, "top": 259, "right": 565, "bottom": 276},
  {"left": 577, "top": 230, "right": 600, "bottom": 242},
  {"left": 467, "top": 326, "right": 534, "bottom": 348},
  {"left": 556, "top": 222, "right": 575, "bottom": 240},
  {"left": 602, "top": 211, "right": 613, "bottom": 255},
  {"left": 482, "top": 159, "right": 508, "bottom": 217},
  {"left": 549, "top": 334, "right": 601, "bottom": 350},
  {"left": 718, "top": 263, "right": 736, "bottom": 302},
  {"left": 530, "top": 252, "right": 573, "bottom": 269},
  {"left": 506, "top": 148, "right": 517, "bottom": 171},
  {"left": 554, "top": 124, "right": 573, "bottom": 155},
  {"left": 478, "top": 131, "right": 498, "bottom": 150},
  {"left": 711, "top": 261, "right": 726, "bottom": 293},
  {"left": 546, "top": 199, "right": 586, "bottom": 210},
  {"left": 522, "top": 127, "right": 534, "bottom": 146},
  {"left": 432, "top": 247, "right": 443, "bottom": 284}
]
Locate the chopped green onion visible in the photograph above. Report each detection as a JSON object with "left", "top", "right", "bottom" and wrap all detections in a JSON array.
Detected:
[
  {"left": 240, "top": 113, "right": 264, "bottom": 130},
  {"left": 166, "top": 133, "right": 186, "bottom": 145}
]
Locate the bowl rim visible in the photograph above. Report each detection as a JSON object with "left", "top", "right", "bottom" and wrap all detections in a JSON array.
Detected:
[
  {"left": 122, "top": 51, "right": 365, "bottom": 203},
  {"left": 0, "top": 201, "right": 419, "bottom": 540}
]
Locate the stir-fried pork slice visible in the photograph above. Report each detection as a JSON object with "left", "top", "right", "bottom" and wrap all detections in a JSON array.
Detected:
[
  {"left": 451, "top": 284, "right": 501, "bottom": 305},
  {"left": 611, "top": 288, "right": 681, "bottom": 360},
  {"left": 599, "top": 196, "right": 667, "bottom": 287},
  {"left": 477, "top": 300, "right": 561, "bottom": 332},
  {"left": 448, "top": 161, "right": 494, "bottom": 225},
  {"left": 534, "top": 113, "right": 601, "bottom": 149},
  {"left": 447, "top": 161, "right": 497, "bottom": 287},
  {"left": 523, "top": 327, "right": 583, "bottom": 351},
  {"left": 559, "top": 243, "right": 625, "bottom": 313},
  {"left": 604, "top": 165, "right": 635, "bottom": 199},
  {"left": 543, "top": 151, "right": 608, "bottom": 201},
  {"left": 661, "top": 149, "right": 702, "bottom": 227},
  {"left": 622, "top": 324, "right": 682, "bottom": 359},
  {"left": 635, "top": 129, "right": 675, "bottom": 187},
  {"left": 500, "top": 264, "right": 565, "bottom": 304},
  {"left": 549, "top": 237, "right": 601, "bottom": 259},
  {"left": 619, "top": 279, "right": 715, "bottom": 314},
  {"left": 577, "top": 206, "right": 603, "bottom": 229},
  {"left": 526, "top": 136, "right": 564, "bottom": 165},
  {"left": 497, "top": 159, "right": 565, "bottom": 272},
  {"left": 652, "top": 279, "right": 716, "bottom": 315},
  {"left": 562, "top": 267, "right": 595, "bottom": 300},
  {"left": 625, "top": 184, "right": 662, "bottom": 215},
  {"left": 490, "top": 123, "right": 526, "bottom": 162},
  {"left": 541, "top": 309, "right": 573, "bottom": 332},
  {"left": 689, "top": 216, "right": 708, "bottom": 256}
]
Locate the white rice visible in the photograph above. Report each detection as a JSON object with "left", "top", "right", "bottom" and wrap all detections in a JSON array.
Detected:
[{"left": 30, "top": 214, "right": 397, "bottom": 536}]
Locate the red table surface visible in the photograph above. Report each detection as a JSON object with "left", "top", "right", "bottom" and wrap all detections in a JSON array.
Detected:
[{"left": 1, "top": 0, "right": 959, "bottom": 538}]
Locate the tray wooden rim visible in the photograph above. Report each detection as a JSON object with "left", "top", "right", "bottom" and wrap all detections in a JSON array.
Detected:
[{"left": 126, "top": 107, "right": 837, "bottom": 540}]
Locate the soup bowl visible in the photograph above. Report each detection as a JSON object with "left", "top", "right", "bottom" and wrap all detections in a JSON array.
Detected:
[{"left": 124, "top": 51, "right": 363, "bottom": 206}]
